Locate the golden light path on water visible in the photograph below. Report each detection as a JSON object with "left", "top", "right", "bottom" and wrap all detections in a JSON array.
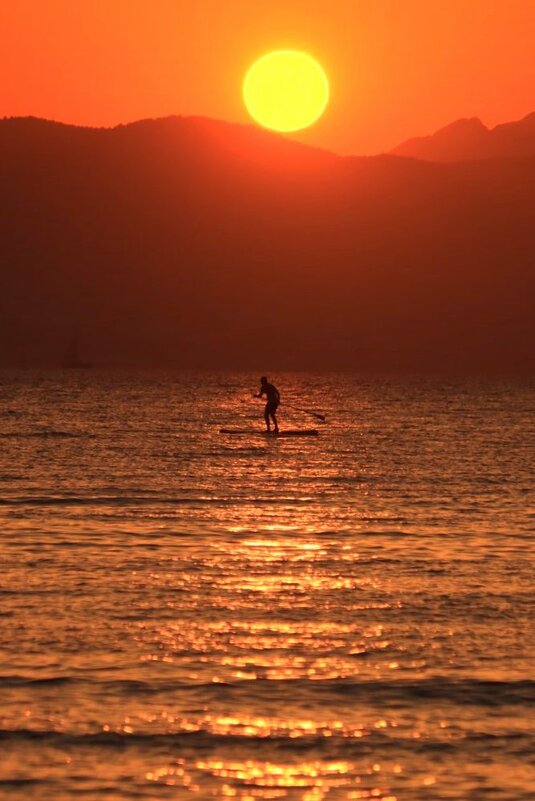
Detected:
[
  {"left": 146, "top": 759, "right": 402, "bottom": 799},
  {"left": 0, "top": 373, "right": 534, "bottom": 800}
]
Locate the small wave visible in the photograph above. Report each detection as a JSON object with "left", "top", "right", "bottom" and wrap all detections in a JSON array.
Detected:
[
  {"left": 0, "top": 779, "right": 45, "bottom": 787},
  {"left": 2, "top": 676, "right": 533, "bottom": 707},
  {"left": 328, "top": 678, "right": 535, "bottom": 706},
  {"left": 0, "top": 727, "right": 532, "bottom": 760},
  {"left": 0, "top": 495, "right": 317, "bottom": 508},
  {"left": 0, "top": 496, "right": 192, "bottom": 507},
  {"left": 0, "top": 676, "right": 73, "bottom": 687},
  {"left": 0, "top": 727, "right": 335, "bottom": 748},
  {"left": 0, "top": 430, "right": 94, "bottom": 439}
]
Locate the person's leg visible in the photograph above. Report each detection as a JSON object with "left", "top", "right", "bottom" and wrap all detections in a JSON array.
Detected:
[
  {"left": 271, "top": 409, "right": 279, "bottom": 433},
  {"left": 264, "top": 404, "right": 271, "bottom": 431}
]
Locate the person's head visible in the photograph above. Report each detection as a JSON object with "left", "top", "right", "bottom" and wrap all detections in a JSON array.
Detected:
[{"left": 260, "top": 376, "right": 268, "bottom": 386}]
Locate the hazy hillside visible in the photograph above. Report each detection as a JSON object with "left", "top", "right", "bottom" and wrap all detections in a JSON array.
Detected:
[
  {"left": 391, "top": 112, "right": 535, "bottom": 162},
  {"left": 1, "top": 115, "right": 534, "bottom": 372}
]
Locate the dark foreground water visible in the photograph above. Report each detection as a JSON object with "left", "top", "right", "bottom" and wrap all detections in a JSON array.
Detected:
[{"left": 0, "top": 372, "right": 534, "bottom": 801}]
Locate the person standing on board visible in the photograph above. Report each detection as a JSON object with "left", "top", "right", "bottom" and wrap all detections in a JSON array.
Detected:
[{"left": 255, "top": 376, "right": 280, "bottom": 434}]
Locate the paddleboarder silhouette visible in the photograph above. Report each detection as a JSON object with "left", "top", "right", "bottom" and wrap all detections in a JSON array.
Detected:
[{"left": 255, "top": 376, "right": 280, "bottom": 434}]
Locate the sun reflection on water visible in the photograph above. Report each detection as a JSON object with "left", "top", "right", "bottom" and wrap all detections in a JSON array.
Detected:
[
  {"left": 1, "top": 374, "right": 534, "bottom": 800},
  {"left": 144, "top": 756, "right": 402, "bottom": 800},
  {"left": 137, "top": 614, "right": 405, "bottom": 683},
  {"left": 145, "top": 758, "right": 404, "bottom": 801}
]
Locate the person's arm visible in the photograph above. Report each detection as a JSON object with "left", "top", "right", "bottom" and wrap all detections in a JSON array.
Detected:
[{"left": 254, "top": 387, "right": 265, "bottom": 398}]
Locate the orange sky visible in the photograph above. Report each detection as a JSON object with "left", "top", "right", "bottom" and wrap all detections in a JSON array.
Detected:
[{"left": 1, "top": 0, "right": 534, "bottom": 154}]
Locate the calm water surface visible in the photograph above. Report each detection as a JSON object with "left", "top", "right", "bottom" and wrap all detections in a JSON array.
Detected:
[{"left": 0, "top": 372, "right": 534, "bottom": 800}]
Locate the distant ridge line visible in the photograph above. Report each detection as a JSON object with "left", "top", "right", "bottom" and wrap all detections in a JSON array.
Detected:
[
  {"left": 391, "top": 111, "right": 535, "bottom": 162},
  {"left": 2, "top": 110, "right": 534, "bottom": 161}
]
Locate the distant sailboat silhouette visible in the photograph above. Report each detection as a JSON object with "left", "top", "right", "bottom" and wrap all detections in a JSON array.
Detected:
[{"left": 62, "top": 334, "right": 92, "bottom": 369}]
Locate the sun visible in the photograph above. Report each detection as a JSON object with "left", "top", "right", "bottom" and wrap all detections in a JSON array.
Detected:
[{"left": 243, "top": 50, "right": 329, "bottom": 133}]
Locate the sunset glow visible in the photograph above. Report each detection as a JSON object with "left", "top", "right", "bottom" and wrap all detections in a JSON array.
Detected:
[{"left": 1, "top": 1, "right": 535, "bottom": 153}]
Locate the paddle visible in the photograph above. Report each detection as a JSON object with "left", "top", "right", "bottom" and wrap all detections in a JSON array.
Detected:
[{"left": 284, "top": 403, "right": 326, "bottom": 422}]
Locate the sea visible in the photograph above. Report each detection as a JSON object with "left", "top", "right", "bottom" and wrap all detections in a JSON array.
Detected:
[{"left": 0, "top": 371, "right": 534, "bottom": 801}]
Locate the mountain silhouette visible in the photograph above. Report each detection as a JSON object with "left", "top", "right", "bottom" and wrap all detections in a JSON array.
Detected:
[
  {"left": 1, "top": 114, "right": 534, "bottom": 372},
  {"left": 391, "top": 112, "right": 535, "bottom": 162}
]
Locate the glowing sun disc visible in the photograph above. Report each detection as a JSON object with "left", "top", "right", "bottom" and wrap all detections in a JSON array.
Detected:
[{"left": 243, "top": 50, "right": 329, "bottom": 132}]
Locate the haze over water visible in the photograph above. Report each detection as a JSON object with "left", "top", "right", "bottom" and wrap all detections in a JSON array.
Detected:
[{"left": 1, "top": 371, "right": 534, "bottom": 800}]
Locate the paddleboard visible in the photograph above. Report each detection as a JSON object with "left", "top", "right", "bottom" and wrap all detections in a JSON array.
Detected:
[{"left": 219, "top": 428, "right": 319, "bottom": 437}]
